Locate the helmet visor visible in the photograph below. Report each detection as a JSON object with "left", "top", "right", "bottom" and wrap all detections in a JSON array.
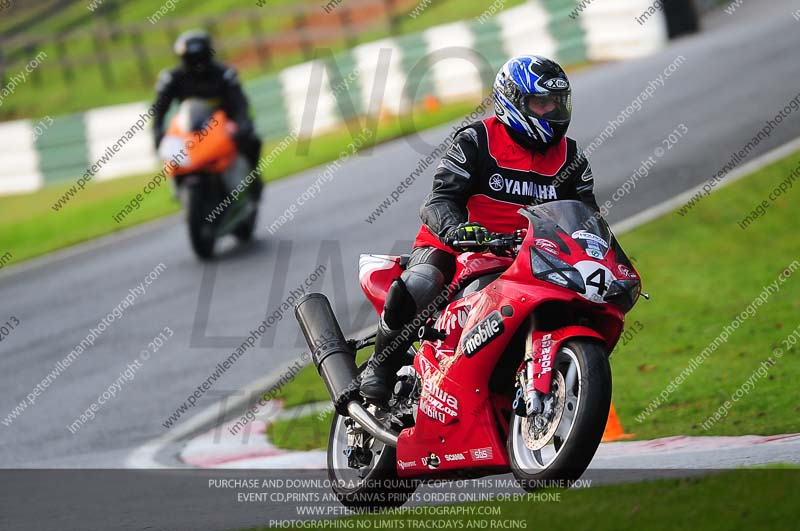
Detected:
[{"left": 523, "top": 92, "right": 572, "bottom": 123}]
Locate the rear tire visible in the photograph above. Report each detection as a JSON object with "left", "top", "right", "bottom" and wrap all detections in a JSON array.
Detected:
[
  {"left": 187, "top": 185, "right": 216, "bottom": 259},
  {"left": 508, "top": 340, "right": 611, "bottom": 490},
  {"left": 327, "top": 411, "right": 416, "bottom": 510}
]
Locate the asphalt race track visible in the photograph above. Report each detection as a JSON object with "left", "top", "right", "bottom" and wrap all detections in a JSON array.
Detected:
[{"left": 1, "top": 2, "right": 800, "bottom": 529}]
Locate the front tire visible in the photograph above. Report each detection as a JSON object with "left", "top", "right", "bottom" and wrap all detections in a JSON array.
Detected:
[
  {"left": 233, "top": 209, "right": 257, "bottom": 242},
  {"left": 508, "top": 340, "right": 611, "bottom": 489},
  {"left": 187, "top": 184, "right": 216, "bottom": 259}
]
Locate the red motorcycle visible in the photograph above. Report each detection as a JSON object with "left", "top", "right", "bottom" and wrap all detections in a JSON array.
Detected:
[{"left": 295, "top": 200, "right": 644, "bottom": 508}]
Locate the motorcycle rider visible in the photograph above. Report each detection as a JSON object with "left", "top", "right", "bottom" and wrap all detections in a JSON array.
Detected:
[
  {"left": 360, "top": 55, "right": 599, "bottom": 407},
  {"left": 152, "top": 29, "right": 263, "bottom": 202}
]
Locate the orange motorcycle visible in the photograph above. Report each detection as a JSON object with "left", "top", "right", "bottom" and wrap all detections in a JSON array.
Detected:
[{"left": 158, "top": 99, "right": 258, "bottom": 259}]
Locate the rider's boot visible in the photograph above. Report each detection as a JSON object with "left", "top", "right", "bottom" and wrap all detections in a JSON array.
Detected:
[{"left": 360, "top": 319, "right": 414, "bottom": 409}]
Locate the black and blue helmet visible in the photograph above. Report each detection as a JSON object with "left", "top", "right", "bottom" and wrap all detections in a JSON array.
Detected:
[{"left": 493, "top": 55, "right": 572, "bottom": 148}]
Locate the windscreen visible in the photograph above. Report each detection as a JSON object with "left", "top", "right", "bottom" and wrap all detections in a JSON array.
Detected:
[
  {"left": 522, "top": 200, "right": 633, "bottom": 267},
  {"left": 176, "top": 99, "right": 214, "bottom": 132}
]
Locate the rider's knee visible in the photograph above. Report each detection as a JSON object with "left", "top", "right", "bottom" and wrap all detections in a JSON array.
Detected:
[
  {"left": 403, "top": 263, "right": 445, "bottom": 308},
  {"left": 383, "top": 263, "right": 444, "bottom": 329},
  {"left": 383, "top": 277, "right": 416, "bottom": 330}
]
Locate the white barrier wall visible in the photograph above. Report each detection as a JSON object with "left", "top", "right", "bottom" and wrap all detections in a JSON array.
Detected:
[
  {"left": 84, "top": 102, "right": 159, "bottom": 181},
  {"left": 280, "top": 60, "right": 341, "bottom": 140},
  {"left": 0, "top": 120, "right": 42, "bottom": 195},
  {"left": 353, "top": 38, "right": 410, "bottom": 118},
  {"left": 498, "top": 2, "right": 560, "bottom": 60},
  {"left": 581, "top": 0, "right": 668, "bottom": 61},
  {"left": 423, "top": 22, "right": 483, "bottom": 102}
]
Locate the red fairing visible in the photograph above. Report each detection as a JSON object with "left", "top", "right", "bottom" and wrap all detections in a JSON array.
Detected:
[
  {"left": 530, "top": 327, "right": 606, "bottom": 393},
  {"left": 394, "top": 214, "right": 637, "bottom": 477},
  {"left": 452, "top": 252, "right": 514, "bottom": 287},
  {"left": 395, "top": 340, "right": 512, "bottom": 475},
  {"left": 358, "top": 255, "right": 404, "bottom": 314},
  {"left": 358, "top": 252, "right": 516, "bottom": 317},
  {"left": 501, "top": 234, "right": 629, "bottom": 353}
]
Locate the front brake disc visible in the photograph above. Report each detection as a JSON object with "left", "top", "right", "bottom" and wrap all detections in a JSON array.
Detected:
[{"left": 521, "top": 370, "right": 566, "bottom": 451}]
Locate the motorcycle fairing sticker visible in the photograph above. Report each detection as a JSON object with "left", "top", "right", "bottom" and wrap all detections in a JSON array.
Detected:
[{"left": 461, "top": 310, "right": 505, "bottom": 358}]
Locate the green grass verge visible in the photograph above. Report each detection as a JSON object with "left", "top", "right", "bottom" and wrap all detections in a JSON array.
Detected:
[
  {"left": 0, "top": 173, "right": 180, "bottom": 266},
  {"left": 268, "top": 410, "right": 335, "bottom": 452},
  {"left": 614, "top": 152, "right": 800, "bottom": 439},
  {"left": 0, "top": 99, "right": 479, "bottom": 268},
  {"left": 272, "top": 348, "right": 372, "bottom": 410},
  {"left": 266, "top": 150, "right": 800, "bottom": 450},
  {"left": 265, "top": 346, "right": 373, "bottom": 451},
  {"left": 247, "top": 468, "right": 799, "bottom": 531}
]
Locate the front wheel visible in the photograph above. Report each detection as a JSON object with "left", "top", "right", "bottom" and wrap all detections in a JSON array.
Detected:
[
  {"left": 187, "top": 184, "right": 216, "bottom": 259},
  {"left": 507, "top": 340, "right": 611, "bottom": 489},
  {"left": 233, "top": 208, "right": 257, "bottom": 242}
]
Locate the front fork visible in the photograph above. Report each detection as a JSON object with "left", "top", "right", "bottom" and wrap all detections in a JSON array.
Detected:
[
  {"left": 514, "top": 332, "right": 543, "bottom": 417},
  {"left": 513, "top": 324, "right": 606, "bottom": 418}
]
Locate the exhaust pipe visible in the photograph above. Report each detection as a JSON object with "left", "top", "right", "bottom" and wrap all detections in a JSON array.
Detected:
[
  {"left": 294, "top": 293, "right": 399, "bottom": 447},
  {"left": 294, "top": 293, "right": 359, "bottom": 413},
  {"left": 347, "top": 402, "right": 398, "bottom": 447}
]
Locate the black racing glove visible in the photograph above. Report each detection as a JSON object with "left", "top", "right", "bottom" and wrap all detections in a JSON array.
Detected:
[{"left": 444, "top": 222, "right": 491, "bottom": 252}]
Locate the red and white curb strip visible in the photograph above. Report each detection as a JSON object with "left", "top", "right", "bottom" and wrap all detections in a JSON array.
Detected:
[
  {"left": 180, "top": 402, "right": 327, "bottom": 469},
  {"left": 179, "top": 398, "right": 800, "bottom": 469}
]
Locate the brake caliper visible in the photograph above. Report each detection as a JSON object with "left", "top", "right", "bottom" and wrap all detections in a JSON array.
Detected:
[
  {"left": 514, "top": 361, "right": 543, "bottom": 417},
  {"left": 344, "top": 418, "right": 373, "bottom": 469}
]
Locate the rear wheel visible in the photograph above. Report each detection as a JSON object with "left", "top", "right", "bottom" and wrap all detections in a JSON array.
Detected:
[
  {"left": 327, "top": 408, "right": 416, "bottom": 509},
  {"left": 507, "top": 340, "right": 611, "bottom": 489},
  {"left": 187, "top": 185, "right": 216, "bottom": 259}
]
